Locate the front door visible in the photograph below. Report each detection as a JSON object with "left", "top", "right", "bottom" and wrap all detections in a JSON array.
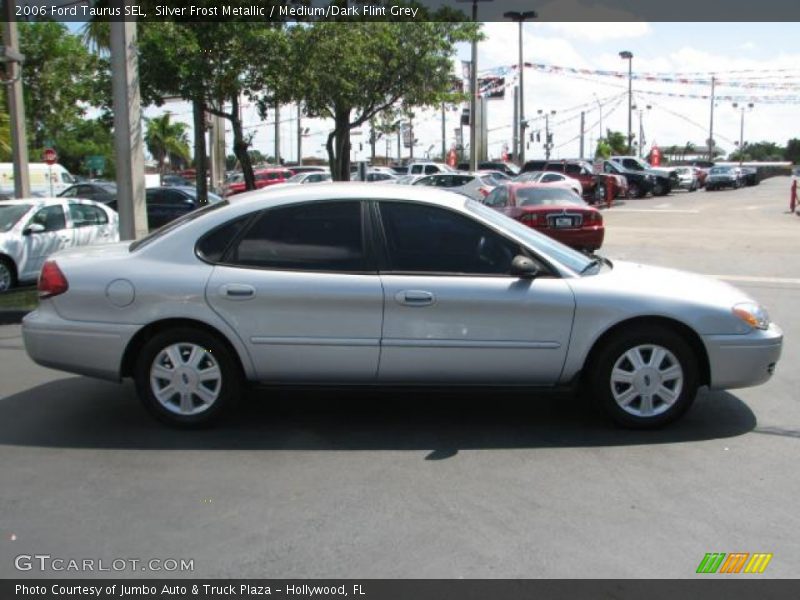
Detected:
[
  {"left": 21, "top": 203, "right": 74, "bottom": 280},
  {"left": 374, "top": 200, "right": 575, "bottom": 384}
]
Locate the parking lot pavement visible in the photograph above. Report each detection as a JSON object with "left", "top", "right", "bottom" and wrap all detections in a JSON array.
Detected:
[{"left": 1, "top": 176, "right": 799, "bottom": 579}]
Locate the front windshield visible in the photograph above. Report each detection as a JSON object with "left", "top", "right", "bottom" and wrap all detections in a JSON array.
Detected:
[
  {"left": 286, "top": 173, "right": 306, "bottom": 183},
  {"left": 0, "top": 204, "right": 32, "bottom": 232},
  {"left": 465, "top": 200, "right": 594, "bottom": 275},
  {"left": 516, "top": 188, "right": 584, "bottom": 206},
  {"left": 710, "top": 167, "right": 730, "bottom": 174}
]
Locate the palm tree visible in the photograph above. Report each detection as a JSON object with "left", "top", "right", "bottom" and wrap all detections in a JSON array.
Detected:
[
  {"left": 0, "top": 94, "right": 12, "bottom": 160},
  {"left": 144, "top": 113, "right": 190, "bottom": 177}
]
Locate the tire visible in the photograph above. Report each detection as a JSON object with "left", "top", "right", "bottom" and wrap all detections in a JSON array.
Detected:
[
  {"left": 627, "top": 183, "right": 644, "bottom": 199},
  {"left": 594, "top": 183, "right": 606, "bottom": 204},
  {"left": 587, "top": 325, "right": 699, "bottom": 429},
  {"left": 0, "top": 257, "right": 17, "bottom": 293},
  {"left": 135, "top": 327, "right": 242, "bottom": 427}
]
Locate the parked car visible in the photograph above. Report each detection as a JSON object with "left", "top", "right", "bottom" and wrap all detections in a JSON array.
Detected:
[
  {"left": 525, "top": 160, "right": 627, "bottom": 203},
  {"left": 672, "top": 167, "right": 700, "bottom": 192},
  {"left": 144, "top": 187, "right": 223, "bottom": 230},
  {"left": 407, "top": 162, "right": 456, "bottom": 176},
  {"left": 740, "top": 167, "right": 760, "bottom": 186},
  {"left": 600, "top": 160, "right": 655, "bottom": 198},
  {"left": 482, "top": 184, "right": 603, "bottom": 253},
  {"left": 226, "top": 168, "right": 294, "bottom": 195},
  {"left": 412, "top": 172, "right": 495, "bottom": 201},
  {"left": 287, "top": 166, "right": 328, "bottom": 176},
  {"left": 284, "top": 172, "right": 332, "bottom": 185},
  {"left": 393, "top": 174, "right": 427, "bottom": 185},
  {"left": 22, "top": 184, "right": 782, "bottom": 429},
  {"left": 479, "top": 170, "right": 514, "bottom": 185},
  {"left": 0, "top": 162, "right": 77, "bottom": 197},
  {"left": 0, "top": 198, "right": 118, "bottom": 291},
  {"left": 59, "top": 181, "right": 117, "bottom": 205},
  {"left": 609, "top": 156, "right": 677, "bottom": 196},
  {"left": 161, "top": 174, "right": 193, "bottom": 187},
  {"left": 514, "top": 170, "right": 583, "bottom": 196},
  {"left": 474, "top": 161, "right": 521, "bottom": 177},
  {"left": 705, "top": 166, "right": 742, "bottom": 191}
]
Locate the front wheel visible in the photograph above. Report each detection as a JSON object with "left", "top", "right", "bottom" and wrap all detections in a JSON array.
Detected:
[
  {"left": 135, "top": 327, "right": 242, "bottom": 427},
  {"left": 627, "top": 183, "right": 644, "bottom": 199},
  {"left": 0, "top": 258, "right": 16, "bottom": 293},
  {"left": 588, "top": 326, "right": 699, "bottom": 428}
]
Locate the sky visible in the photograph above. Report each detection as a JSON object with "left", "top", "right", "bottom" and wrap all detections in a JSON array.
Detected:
[{"left": 74, "top": 21, "right": 800, "bottom": 164}]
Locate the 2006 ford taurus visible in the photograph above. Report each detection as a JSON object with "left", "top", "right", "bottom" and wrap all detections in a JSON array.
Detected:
[{"left": 22, "top": 184, "right": 782, "bottom": 428}]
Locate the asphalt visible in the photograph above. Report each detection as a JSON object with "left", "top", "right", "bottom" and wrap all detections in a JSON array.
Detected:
[{"left": 0, "top": 177, "right": 798, "bottom": 579}]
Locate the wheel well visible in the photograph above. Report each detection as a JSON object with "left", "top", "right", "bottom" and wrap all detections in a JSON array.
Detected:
[
  {"left": 120, "top": 318, "right": 245, "bottom": 379},
  {"left": 0, "top": 253, "right": 17, "bottom": 276},
  {"left": 582, "top": 316, "right": 710, "bottom": 387}
]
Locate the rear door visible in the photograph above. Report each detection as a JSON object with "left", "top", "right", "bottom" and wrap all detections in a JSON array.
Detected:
[
  {"left": 21, "top": 203, "right": 74, "bottom": 279},
  {"left": 205, "top": 200, "right": 384, "bottom": 382},
  {"left": 67, "top": 202, "right": 115, "bottom": 248},
  {"left": 373, "top": 200, "right": 575, "bottom": 384}
]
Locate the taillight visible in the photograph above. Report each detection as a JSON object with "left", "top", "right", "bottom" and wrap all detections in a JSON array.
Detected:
[
  {"left": 587, "top": 211, "right": 603, "bottom": 224},
  {"left": 38, "top": 260, "right": 69, "bottom": 299}
]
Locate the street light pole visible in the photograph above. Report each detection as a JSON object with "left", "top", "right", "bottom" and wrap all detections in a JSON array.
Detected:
[
  {"left": 504, "top": 10, "right": 537, "bottom": 166},
  {"left": 733, "top": 102, "right": 754, "bottom": 167},
  {"left": 593, "top": 92, "right": 603, "bottom": 140},
  {"left": 2, "top": 12, "right": 31, "bottom": 198},
  {"left": 619, "top": 50, "right": 633, "bottom": 154}
]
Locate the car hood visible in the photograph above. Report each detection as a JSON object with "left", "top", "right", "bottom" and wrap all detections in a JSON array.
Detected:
[{"left": 569, "top": 259, "right": 757, "bottom": 335}]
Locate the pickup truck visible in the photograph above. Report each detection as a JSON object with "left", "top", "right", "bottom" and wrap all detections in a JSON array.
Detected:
[{"left": 609, "top": 156, "right": 677, "bottom": 196}]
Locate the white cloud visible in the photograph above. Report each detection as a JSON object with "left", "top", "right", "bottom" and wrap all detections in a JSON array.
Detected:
[{"left": 540, "top": 22, "right": 652, "bottom": 43}]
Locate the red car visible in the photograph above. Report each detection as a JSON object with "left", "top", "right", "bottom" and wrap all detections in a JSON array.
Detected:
[
  {"left": 482, "top": 183, "right": 604, "bottom": 252},
  {"left": 226, "top": 168, "right": 294, "bottom": 195}
]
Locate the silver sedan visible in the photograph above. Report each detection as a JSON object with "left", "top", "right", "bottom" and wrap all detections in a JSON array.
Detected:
[{"left": 22, "top": 184, "right": 782, "bottom": 428}]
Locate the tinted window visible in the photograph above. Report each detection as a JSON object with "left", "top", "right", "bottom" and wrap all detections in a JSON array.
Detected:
[
  {"left": 378, "top": 202, "right": 518, "bottom": 275},
  {"left": 61, "top": 186, "right": 78, "bottom": 197},
  {"left": 483, "top": 186, "right": 508, "bottom": 208},
  {"left": 424, "top": 165, "right": 438, "bottom": 175},
  {"left": 196, "top": 215, "right": 252, "bottom": 263},
  {"left": 229, "top": 201, "right": 365, "bottom": 272},
  {"left": 564, "top": 164, "right": 581, "bottom": 176},
  {"left": 69, "top": 203, "right": 109, "bottom": 227},
  {"left": 30, "top": 205, "right": 66, "bottom": 232},
  {"left": 541, "top": 173, "right": 562, "bottom": 183}
]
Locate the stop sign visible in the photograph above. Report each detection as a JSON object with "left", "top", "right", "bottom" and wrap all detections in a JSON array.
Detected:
[{"left": 43, "top": 148, "right": 58, "bottom": 165}]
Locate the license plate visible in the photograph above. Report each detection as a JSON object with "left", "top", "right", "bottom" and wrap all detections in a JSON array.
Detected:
[{"left": 555, "top": 217, "right": 573, "bottom": 228}]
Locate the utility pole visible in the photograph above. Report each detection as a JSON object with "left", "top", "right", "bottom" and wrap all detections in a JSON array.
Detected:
[
  {"left": 619, "top": 50, "right": 634, "bottom": 154},
  {"left": 579, "top": 111, "right": 585, "bottom": 159},
  {"left": 274, "top": 101, "right": 281, "bottom": 164},
  {"left": 545, "top": 113, "right": 551, "bottom": 160},
  {"left": 512, "top": 87, "right": 519, "bottom": 163},
  {"left": 440, "top": 103, "right": 446, "bottom": 161},
  {"left": 708, "top": 75, "right": 716, "bottom": 160},
  {"left": 110, "top": 19, "right": 147, "bottom": 240},
  {"left": 409, "top": 116, "right": 414, "bottom": 160},
  {"left": 370, "top": 119, "right": 377, "bottom": 162},
  {"left": 296, "top": 103, "right": 303, "bottom": 165},
  {"left": 504, "top": 10, "right": 537, "bottom": 166},
  {"left": 2, "top": 12, "right": 30, "bottom": 198}
]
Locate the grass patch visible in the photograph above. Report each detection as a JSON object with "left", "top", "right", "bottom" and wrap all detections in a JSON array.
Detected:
[{"left": 0, "top": 287, "right": 38, "bottom": 311}]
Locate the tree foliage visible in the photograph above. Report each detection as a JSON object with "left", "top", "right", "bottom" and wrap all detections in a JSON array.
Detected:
[
  {"left": 278, "top": 19, "right": 478, "bottom": 180},
  {"left": 144, "top": 113, "right": 190, "bottom": 175}
]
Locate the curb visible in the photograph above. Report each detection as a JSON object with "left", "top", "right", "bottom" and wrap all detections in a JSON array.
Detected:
[{"left": 0, "top": 310, "right": 28, "bottom": 326}]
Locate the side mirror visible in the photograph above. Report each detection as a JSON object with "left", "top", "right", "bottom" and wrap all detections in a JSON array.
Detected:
[
  {"left": 511, "top": 255, "right": 539, "bottom": 279},
  {"left": 23, "top": 223, "right": 46, "bottom": 236}
]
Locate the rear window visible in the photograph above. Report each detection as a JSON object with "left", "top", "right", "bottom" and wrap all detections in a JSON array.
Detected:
[
  {"left": 516, "top": 187, "right": 585, "bottom": 207},
  {"left": 129, "top": 200, "right": 229, "bottom": 252}
]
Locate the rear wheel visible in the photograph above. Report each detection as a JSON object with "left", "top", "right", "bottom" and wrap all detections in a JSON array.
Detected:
[
  {"left": 593, "top": 183, "right": 606, "bottom": 204},
  {"left": 135, "top": 327, "right": 242, "bottom": 427},
  {"left": 627, "top": 182, "right": 644, "bottom": 199},
  {"left": 0, "top": 257, "right": 16, "bottom": 293},
  {"left": 588, "top": 326, "right": 698, "bottom": 429}
]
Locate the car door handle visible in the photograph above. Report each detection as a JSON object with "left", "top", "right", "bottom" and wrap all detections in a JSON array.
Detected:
[
  {"left": 395, "top": 290, "right": 435, "bottom": 306},
  {"left": 221, "top": 284, "right": 256, "bottom": 300}
]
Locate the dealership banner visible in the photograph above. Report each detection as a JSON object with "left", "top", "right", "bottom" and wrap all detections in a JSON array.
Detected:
[{"left": 3, "top": 580, "right": 799, "bottom": 600}]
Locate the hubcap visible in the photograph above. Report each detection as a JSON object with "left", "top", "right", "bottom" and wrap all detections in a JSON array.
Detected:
[
  {"left": 610, "top": 344, "right": 683, "bottom": 418},
  {"left": 0, "top": 263, "right": 11, "bottom": 292},
  {"left": 150, "top": 343, "right": 221, "bottom": 416}
]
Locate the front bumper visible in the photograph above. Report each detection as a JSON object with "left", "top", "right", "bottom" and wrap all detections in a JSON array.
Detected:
[
  {"left": 22, "top": 308, "right": 138, "bottom": 382},
  {"left": 703, "top": 323, "right": 783, "bottom": 390}
]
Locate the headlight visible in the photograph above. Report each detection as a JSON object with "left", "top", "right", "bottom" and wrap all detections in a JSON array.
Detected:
[{"left": 733, "top": 302, "right": 770, "bottom": 330}]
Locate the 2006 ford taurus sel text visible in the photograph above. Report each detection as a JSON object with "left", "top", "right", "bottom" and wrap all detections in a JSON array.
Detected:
[{"left": 22, "top": 184, "right": 782, "bottom": 428}]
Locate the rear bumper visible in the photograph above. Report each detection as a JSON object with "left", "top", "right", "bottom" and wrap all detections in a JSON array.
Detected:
[
  {"left": 703, "top": 323, "right": 783, "bottom": 390},
  {"left": 22, "top": 308, "right": 138, "bottom": 381},
  {"left": 539, "top": 226, "right": 604, "bottom": 251}
]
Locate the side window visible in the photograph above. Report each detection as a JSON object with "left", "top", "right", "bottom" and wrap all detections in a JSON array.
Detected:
[
  {"left": 61, "top": 187, "right": 78, "bottom": 197},
  {"left": 69, "top": 203, "right": 109, "bottom": 227},
  {"left": 228, "top": 201, "right": 365, "bottom": 272},
  {"left": 410, "top": 165, "right": 422, "bottom": 174},
  {"left": 455, "top": 175, "right": 474, "bottom": 186},
  {"left": 483, "top": 187, "right": 507, "bottom": 208},
  {"left": 146, "top": 189, "right": 163, "bottom": 204},
  {"left": 565, "top": 164, "right": 581, "bottom": 176},
  {"left": 196, "top": 215, "right": 252, "bottom": 263},
  {"left": 378, "top": 202, "right": 518, "bottom": 275},
  {"left": 424, "top": 165, "right": 438, "bottom": 175},
  {"left": 162, "top": 190, "right": 189, "bottom": 205},
  {"left": 541, "top": 173, "right": 562, "bottom": 183},
  {"left": 414, "top": 176, "right": 435, "bottom": 187},
  {"left": 29, "top": 205, "right": 66, "bottom": 232}
]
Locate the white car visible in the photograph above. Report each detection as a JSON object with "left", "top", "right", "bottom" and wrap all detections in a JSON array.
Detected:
[
  {"left": 0, "top": 198, "right": 119, "bottom": 292},
  {"left": 515, "top": 171, "right": 583, "bottom": 196},
  {"left": 412, "top": 172, "right": 496, "bottom": 201},
  {"left": 284, "top": 172, "right": 332, "bottom": 185}
]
